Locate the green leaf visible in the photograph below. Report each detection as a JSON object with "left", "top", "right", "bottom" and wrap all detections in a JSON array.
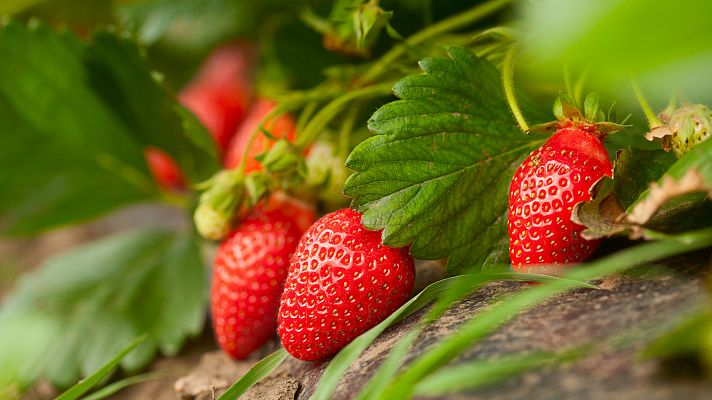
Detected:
[
  {"left": 519, "top": 0, "right": 712, "bottom": 104},
  {"left": 0, "top": 21, "right": 217, "bottom": 235},
  {"left": 354, "top": 328, "right": 422, "bottom": 400},
  {"left": 217, "top": 348, "right": 288, "bottom": 400},
  {"left": 344, "top": 47, "right": 546, "bottom": 274},
  {"left": 82, "top": 370, "right": 174, "bottom": 400},
  {"left": 55, "top": 334, "right": 148, "bottom": 400},
  {"left": 631, "top": 136, "right": 712, "bottom": 211},
  {"left": 413, "top": 350, "right": 581, "bottom": 396},
  {"left": 642, "top": 310, "right": 712, "bottom": 360},
  {"left": 0, "top": 229, "right": 207, "bottom": 388},
  {"left": 615, "top": 148, "right": 677, "bottom": 209},
  {"left": 384, "top": 228, "right": 712, "bottom": 398}
]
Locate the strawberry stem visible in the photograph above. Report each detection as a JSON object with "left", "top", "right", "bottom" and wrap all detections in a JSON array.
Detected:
[
  {"left": 237, "top": 101, "right": 295, "bottom": 176},
  {"left": 502, "top": 45, "right": 529, "bottom": 133},
  {"left": 354, "top": 0, "right": 514, "bottom": 87},
  {"left": 297, "top": 82, "right": 395, "bottom": 150},
  {"left": 630, "top": 79, "right": 663, "bottom": 129}
]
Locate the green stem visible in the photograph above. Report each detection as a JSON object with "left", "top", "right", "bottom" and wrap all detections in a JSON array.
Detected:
[
  {"left": 573, "top": 67, "right": 589, "bottom": 106},
  {"left": 631, "top": 79, "right": 663, "bottom": 129},
  {"left": 237, "top": 102, "right": 296, "bottom": 176},
  {"left": 354, "top": 0, "right": 514, "bottom": 86},
  {"left": 297, "top": 82, "right": 395, "bottom": 150},
  {"left": 502, "top": 45, "right": 529, "bottom": 133},
  {"left": 339, "top": 104, "right": 361, "bottom": 159}
]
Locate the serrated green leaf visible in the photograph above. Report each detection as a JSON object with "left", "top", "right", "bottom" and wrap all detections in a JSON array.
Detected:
[
  {"left": 0, "top": 229, "right": 207, "bottom": 389},
  {"left": 344, "top": 47, "right": 546, "bottom": 274},
  {"left": 0, "top": 21, "right": 217, "bottom": 235}
]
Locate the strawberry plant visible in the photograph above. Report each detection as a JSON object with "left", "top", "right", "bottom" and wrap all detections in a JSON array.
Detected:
[{"left": 1, "top": 0, "right": 712, "bottom": 399}]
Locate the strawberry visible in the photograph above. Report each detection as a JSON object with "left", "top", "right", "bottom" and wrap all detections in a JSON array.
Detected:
[
  {"left": 223, "top": 99, "right": 297, "bottom": 171},
  {"left": 179, "top": 42, "right": 256, "bottom": 153},
  {"left": 144, "top": 147, "right": 186, "bottom": 190},
  {"left": 508, "top": 121, "right": 613, "bottom": 273},
  {"left": 277, "top": 208, "right": 415, "bottom": 361},
  {"left": 211, "top": 206, "right": 309, "bottom": 359}
]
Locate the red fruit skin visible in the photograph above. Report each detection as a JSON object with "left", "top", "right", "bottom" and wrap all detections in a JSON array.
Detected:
[
  {"left": 211, "top": 208, "right": 306, "bottom": 359},
  {"left": 179, "top": 42, "right": 255, "bottom": 153},
  {"left": 508, "top": 124, "right": 613, "bottom": 273},
  {"left": 144, "top": 147, "right": 186, "bottom": 190},
  {"left": 223, "top": 99, "right": 297, "bottom": 171},
  {"left": 278, "top": 208, "right": 415, "bottom": 361},
  {"left": 266, "top": 191, "right": 317, "bottom": 233}
]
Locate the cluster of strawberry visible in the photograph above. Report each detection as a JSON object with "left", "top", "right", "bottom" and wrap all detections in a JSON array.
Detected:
[
  {"left": 144, "top": 42, "right": 295, "bottom": 191},
  {"left": 170, "top": 44, "right": 416, "bottom": 361}
]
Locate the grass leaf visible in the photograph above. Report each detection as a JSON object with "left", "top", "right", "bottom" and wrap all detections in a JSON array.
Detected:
[
  {"left": 55, "top": 334, "right": 147, "bottom": 400},
  {"left": 218, "top": 348, "right": 288, "bottom": 400}
]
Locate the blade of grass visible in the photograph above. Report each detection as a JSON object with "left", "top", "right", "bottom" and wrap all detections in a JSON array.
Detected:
[
  {"left": 414, "top": 349, "right": 584, "bottom": 396},
  {"left": 384, "top": 228, "right": 712, "bottom": 398},
  {"left": 355, "top": 327, "right": 423, "bottom": 400},
  {"left": 82, "top": 370, "right": 176, "bottom": 400},
  {"left": 55, "top": 333, "right": 148, "bottom": 400},
  {"left": 310, "top": 272, "right": 594, "bottom": 400},
  {"left": 217, "top": 348, "right": 288, "bottom": 400}
]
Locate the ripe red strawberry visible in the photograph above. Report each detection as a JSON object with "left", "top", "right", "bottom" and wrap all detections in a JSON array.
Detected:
[
  {"left": 144, "top": 147, "right": 186, "bottom": 190},
  {"left": 211, "top": 207, "right": 308, "bottom": 359},
  {"left": 179, "top": 42, "right": 256, "bottom": 153},
  {"left": 278, "top": 208, "right": 415, "bottom": 361},
  {"left": 508, "top": 122, "right": 613, "bottom": 273},
  {"left": 223, "top": 99, "right": 297, "bottom": 171}
]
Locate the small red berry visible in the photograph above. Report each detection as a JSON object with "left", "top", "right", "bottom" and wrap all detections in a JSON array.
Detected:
[
  {"left": 278, "top": 208, "right": 415, "bottom": 361},
  {"left": 144, "top": 147, "right": 186, "bottom": 190},
  {"left": 223, "top": 99, "right": 297, "bottom": 171},
  {"left": 179, "top": 42, "right": 255, "bottom": 153},
  {"left": 211, "top": 207, "right": 306, "bottom": 359},
  {"left": 508, "top": 123, "right": 613, "bottom": 273}
]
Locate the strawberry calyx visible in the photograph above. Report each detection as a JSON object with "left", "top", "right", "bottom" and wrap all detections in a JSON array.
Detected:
[{"left": 529, "top": 93, "right": 628, "bottom": 139}]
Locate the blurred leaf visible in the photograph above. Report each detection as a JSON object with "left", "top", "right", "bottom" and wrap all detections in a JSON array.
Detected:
[
  {"left": 0, "top": 0, "right": 45, "bottom": 15},
  {"left": 0, "top": 21, "right": 218, "bottom": 234},
  {"left": 217, "top": 348, "right": 288, "bottom": 400},
  {"left": 82, "top": 369, "right": 174, "bottom": 400},
  {"left": 55, "top": 334, "right": 147, "bottom": 400},
  {"left": 519, "top": 0, "right": 712, "bottom": 104},
  {"left": 0, "top": 228, "right": 207, "bottom": 389},
  {"left": 344, "top": 47, "right": 547, "bottom": 275},
  {"left": 117, "top": 0, "right": 249, "bottom": 49},
  {"left": 642, "top": 310, "right": 712, "bottom": 360}
]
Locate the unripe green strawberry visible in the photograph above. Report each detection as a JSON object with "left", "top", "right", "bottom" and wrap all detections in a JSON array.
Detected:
[
  {"left": 277, "top": 208, "right": 415, "bottom": 361},
  {"left": 194, "top": 170, "right": 246, "bottom": 241},
  {"left": 508, "top": 122, "right": 613, "bottom": 273},
  {"left": 659, "top": 103, "right": 712, "bottom": 158}
]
